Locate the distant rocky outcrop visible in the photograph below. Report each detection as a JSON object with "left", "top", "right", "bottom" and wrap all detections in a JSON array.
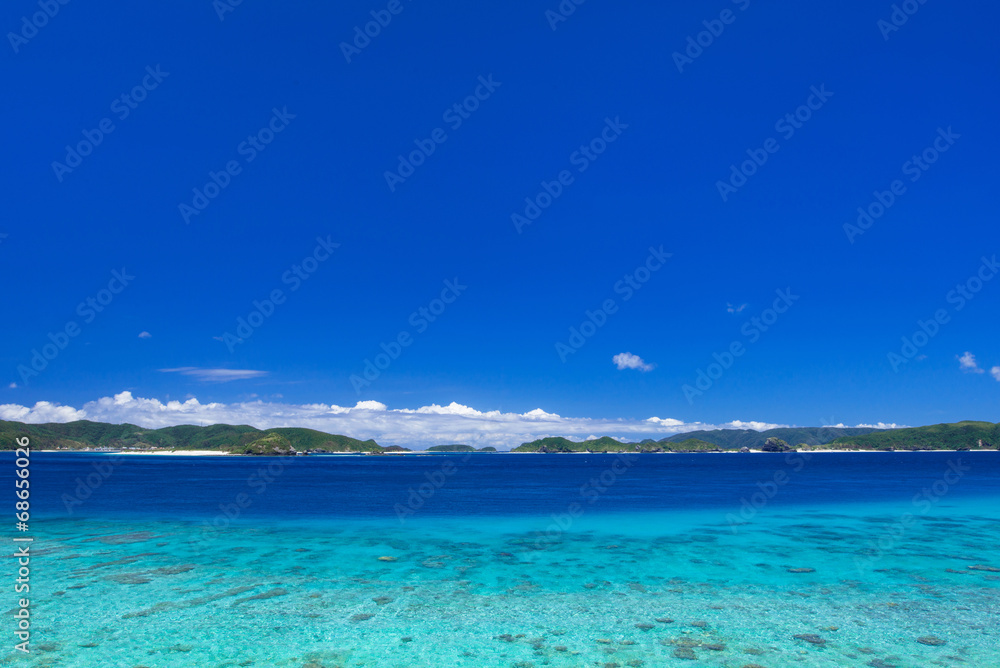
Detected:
[{"left": 760, "top": 437, "right": 792, "bottom": 453}]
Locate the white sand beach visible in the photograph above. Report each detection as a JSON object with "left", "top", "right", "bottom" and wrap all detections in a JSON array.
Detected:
[{"left": 116, "top": 450, "right": 233, "bottom": 456}]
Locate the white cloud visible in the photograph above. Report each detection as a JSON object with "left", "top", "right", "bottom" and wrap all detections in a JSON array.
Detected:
[
  {"left": 613, "top": 352, "right": 654, "bottom": 372},
  {"left": 0, "top": 401, "right": 86, "bottom": 423},
  {"left": 138, "top": 331, "right": 152, "bottom": 339},
  {"left": 522, "top": 408, "right": 561, "bottom": 420},
  {"left": 159, "top": 367, "right": 268, "bottom": 382},
  {"left": 816, "top": 421, "right": 906, "bottom": 429},
  {"left": 0, "top": 392, "right": 874, "bottom": 450},
  {"left": 854, "top": 422, "right": 901, "bottom": 429},
  {"left": 408, "top": 402, "right": 481, "bottom": 416},
  {"left": 8, "top": 383, "right": 16, "bottom": 389},
  {"left": 723, "top": 419, "right": 785, "bottom": 431},
  {"left": 646, "top": 417, "right": 684, "bottom": 427},
  {"left": 957, "top": 351, "right": 984, "bottom": 373},
  {"left": 727, "top": 302, "right": 747, "bottom": 314},
  {"left": 991, "top": 367, "right": 1000, "bottom": 382}
]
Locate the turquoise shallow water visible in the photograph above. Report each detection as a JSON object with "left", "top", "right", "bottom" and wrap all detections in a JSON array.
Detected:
[
  {"left": 4, "top": 453, "right": 999, "bottom": 667},
  {"left": 9, "top": 503, "right": 1000, "bottom": 667}
]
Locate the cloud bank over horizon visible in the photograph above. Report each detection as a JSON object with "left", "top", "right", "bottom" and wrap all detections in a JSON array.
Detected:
[{"left": 0, "top": 392, "right": 900, "bottom": 450}]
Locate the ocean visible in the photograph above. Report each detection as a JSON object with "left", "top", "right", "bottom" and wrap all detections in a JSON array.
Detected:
[{"left": 5, "top": 451, "right": 999, "bottom": 667}]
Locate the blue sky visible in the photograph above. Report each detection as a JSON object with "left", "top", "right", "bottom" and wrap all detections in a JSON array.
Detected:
[{"left": 2, "top": 0, "right": 998, "bottom": 445}]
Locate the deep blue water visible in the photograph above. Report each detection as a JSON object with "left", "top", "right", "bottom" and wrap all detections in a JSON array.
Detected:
[{"left": 14, "top": 451, "right": 1000, "bottom": 521}]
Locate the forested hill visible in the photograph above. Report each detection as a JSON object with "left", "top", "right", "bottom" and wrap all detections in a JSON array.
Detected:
[
  {"left": 3, "top": 419, "right": 996, "bottom": 454},
  {"left": 659, "top": 426, "right": 882, "bottom": 449},
  {"left": 513, "top": 422, "right": 1000, "bottom": 452},
  {"left": 0, "top": 420, "right": 379, "bottom": 455}
]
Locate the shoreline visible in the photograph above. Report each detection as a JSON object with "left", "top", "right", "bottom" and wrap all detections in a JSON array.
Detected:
[
  {"left": 508, "top": 448, "right": 997, "bottom": 454},
  {"left": 37, "top": 449, "right": 233, "bottom": 456},
  {"left": 29, "top": 448, "right": 999, "bottom": 456}
]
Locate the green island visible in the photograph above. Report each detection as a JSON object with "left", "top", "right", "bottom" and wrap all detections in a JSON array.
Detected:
[
  {"left": 1, "top": 419, "right": 997, "bottom": 455},
  {"left": 513, "top": 423, "right": 999, "bottom": 452},
  {"left": 425, "top": 444, "right": 497, "bottom": 452},
  {"left": 0, "top": 420, "right": 379, "bottom": 455}
]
